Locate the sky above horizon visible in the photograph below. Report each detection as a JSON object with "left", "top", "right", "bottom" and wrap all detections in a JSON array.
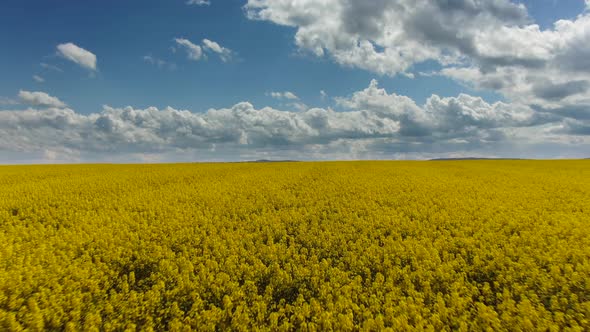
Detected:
[{"left": 1, "top": 0, "right": 590, "bottom": 163}]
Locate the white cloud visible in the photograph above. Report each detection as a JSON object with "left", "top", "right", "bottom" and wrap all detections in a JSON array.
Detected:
[
  {"left": 439, "top": 13, "right": 590, "bottom": 108},
  {"left": 244, "top": 1, "right": 590, "bottom": 110},
  {"left": 244, "top": 0, "right": 528, "bottom": 76},
  {"left": 268, "top": 91, "right": 299, "bottom": 100},
  {"left": 173, "top": 38, "right": 234, "bottom": 63},
  {"left": 0, "top": 102, "right": 398, "bottom": 157},
  {"left": 56, "top": 43, "right": 97, "bottom": 71},
  {"left": 268, "top": 91, "right": 306, "bottom": 111},
  {"left": 335, "top": 79, "right": 536, "bottom": 138},
  {"left": 143, "top": 55, "right": 176, "bottom": 70},
  {"left": 320, "top": 90, "right": 327, "bottom": 100},
  {"left": 174, "top": 38, "right": 203, "bottom": 61},
  {"left": 283, "top": 92, "right": 298, "bottom": 100},
  {"left": 266, "top": 91, "right": 309, "bottom": 112},
  {"left": 2, "top": 80, "right": 588, "bottom": 162},
  {"left": 18, "top": 90, "right": 67, "bottom": 108},
  {"left": 288, "top": 101, "right": 308, "bottom": 112},
  {"left": 202, "top": 38, "right": 233, "bottom": 62},
  {"left": 33, "top": 75, "right": 45, "bottom": 83},
  {"left": 187, "top": 0, "right": 210, "bottom": 5}
]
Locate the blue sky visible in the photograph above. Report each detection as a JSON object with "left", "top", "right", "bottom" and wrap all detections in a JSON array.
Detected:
[
  {"left": 1, "top": 0, "right": 590, "bottom": 162},
  {"left": 1, "top": 0, "right": 487, "bottom": 111}
]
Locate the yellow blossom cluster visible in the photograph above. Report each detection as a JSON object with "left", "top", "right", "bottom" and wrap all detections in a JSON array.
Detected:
[{"left": 0, "top": 161, "right": 589, "bottom": 331}]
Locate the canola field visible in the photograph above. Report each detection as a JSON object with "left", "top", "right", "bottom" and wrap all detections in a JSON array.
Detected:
[{"left": 0, "top": 161, "right": 589, "bottom": 331}]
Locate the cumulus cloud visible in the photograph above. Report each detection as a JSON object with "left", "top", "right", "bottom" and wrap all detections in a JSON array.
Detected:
[
  {"left": 174, "top": 38, "right": 203, "bottom": 61},
  {"left": 2, "top": 80, "right": 588, "bottom": 162},
  {"left": 244, "top": 0, "right": 528, "bottom": 76},
  {"left": 187, "top": 0, "right": 210, "bottom": 5},
  {"left": 244, "top": 1, "right": 590, "bottom": 109},
  {"left": 335, "top": 79, "right": 537, "bottom": 138},
  {"left": 56, "top": 43, "right": 97, "bottom": 71},
  {"left": 18, "top": 91, "right": 67, "bottom": 108},
  {"left": 33, "top": 75, "right": 44, "bottom": 83},
  {"left": 202, "top": 38, "right": 233, "bottom": 62},
  {"left": 0, "top": 101, "right": 395, "bottom": 157},
  {"left": 441, "top": 13, "right": 590, "bottom": 109}
]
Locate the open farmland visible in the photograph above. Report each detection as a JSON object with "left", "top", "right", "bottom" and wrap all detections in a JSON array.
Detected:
[{"left": 0, "top": 161, "right": 589, "bottom": 331}]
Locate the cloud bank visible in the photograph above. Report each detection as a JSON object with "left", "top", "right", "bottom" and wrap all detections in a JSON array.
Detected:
[{"left": 1, "top": 81, "right": 588, "bottom": 163}]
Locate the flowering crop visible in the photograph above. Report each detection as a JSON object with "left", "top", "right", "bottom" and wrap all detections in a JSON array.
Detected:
[{"left": 0, "top": 161, "right": 589, "bottom": 331}]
